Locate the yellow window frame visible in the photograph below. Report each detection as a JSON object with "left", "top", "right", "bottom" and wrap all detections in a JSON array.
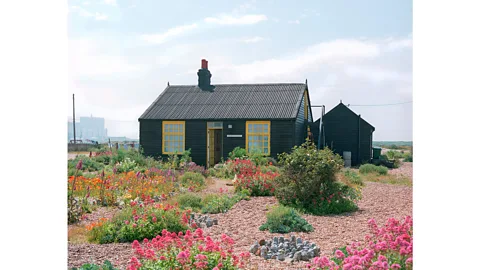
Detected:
[
  {"left": 245, "top": 120, "right": 271, "bottom": 155},
  {"left": 162, "top": 121, "right": 185, "bottom": 154}
]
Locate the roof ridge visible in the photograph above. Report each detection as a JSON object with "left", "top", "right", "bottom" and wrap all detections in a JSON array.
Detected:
[{"left": 168, "top": 83, "right": 306, "bottom": 87}]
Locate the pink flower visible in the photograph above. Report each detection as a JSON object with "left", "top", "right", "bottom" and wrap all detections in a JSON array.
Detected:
[
  {"left": 132, "top": 223, "right": 137, "bottom": 228},
  {"left": 125, "top": 220, "right": 130, "bottom": 225},
  {"left": 159, "top": 256, "right": 166, "bottom": 260},
  {"left": 76, "top": 160, "right": 83, "bottom": 170},
  {"left": 406, "top": 257, "right": 413, "bottom": 264},
  {"left": 177, "top": 251, "right": 188, "bottom": 260},
  {"left": 335, "top": 249, "right": 345, "bottom": 259},
  {"left": 391, "top": 264, "right": 401, "bottom": 269}
]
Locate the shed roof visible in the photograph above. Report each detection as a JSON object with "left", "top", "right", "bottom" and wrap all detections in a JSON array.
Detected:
[
  {"left": 139, "top": 83, "right": 307, "bottom": 120},
  {"left": 323, "top": 102, "right": 375, "bottom": 131}
]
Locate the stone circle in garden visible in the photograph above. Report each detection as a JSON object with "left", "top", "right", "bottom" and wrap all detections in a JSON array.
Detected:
[{"left": 249, "top": 235, "right": 320, "bottom": 263}]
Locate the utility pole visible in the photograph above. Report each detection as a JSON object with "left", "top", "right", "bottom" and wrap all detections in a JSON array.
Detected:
[{"left": 73, "top": 94, "right": 76, "bottom": 144}]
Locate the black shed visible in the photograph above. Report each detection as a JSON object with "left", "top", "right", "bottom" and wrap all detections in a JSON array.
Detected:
[
  {"left": 138, "top": 59, "right": 314, "bottom": 167},
  {"left": 318, "top": 102, "right": 375, "bottom": 166}
]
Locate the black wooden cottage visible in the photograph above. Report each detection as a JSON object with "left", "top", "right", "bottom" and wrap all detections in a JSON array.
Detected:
[
  {"left": 317, "top": 102, "right": 375, "bottom": 166},
  {"left": 139, "top": 59, "right": 314, "bottom": 167}
]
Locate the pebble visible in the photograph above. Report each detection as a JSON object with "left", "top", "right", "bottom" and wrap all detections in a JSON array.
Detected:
[{"left": 250, "top": 235, "right": 320, "bottom": 262}]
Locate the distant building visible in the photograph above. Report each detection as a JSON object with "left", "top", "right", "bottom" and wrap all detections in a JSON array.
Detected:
[{"left": 68, "top": 116, "right": 108, "bottom": 143}]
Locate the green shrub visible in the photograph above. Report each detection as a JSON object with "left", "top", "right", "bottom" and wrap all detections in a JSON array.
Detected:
[
  {"left": 206, "top": 168, "right": 216, "bottom": 177},
  {"left": 201, "top": 192, "right": 249, "bottom": 214},
  {"left": 71, "top": 260, "right": 118, "bottom": 270},
  {"left": 176, "top": 193, "right": 203, "bottom": 211},
  {"left": 275, "top": 140, "right": 360, "bottom": 215},
  {"left": 343, "top": 169, "right": 364, "bottom": 186},
  {"left": 69, "top": 156, "right": 104, "bottom": 172},
  {"left": 179, "top": 172, "right": 206, "bottom": 190},
  {"left": 116, "top": 157, "right": 138, "bottom": 173},
  {"left": 180, "top": 148, "right": 192, "bottom": 164},
  {"left": 93, "top": 154, "right": 111, "bottom": 165},
  {"left": 68, "top": 168, "right": 83, "bottom": 177},
  {"left": 259, "top": 205, "right": 313, "bottom": 233},
  {"left": 359, "top": 164, "right": 388, "bottom": 175},
  {"left": 247, "top": 149, "right": 268, "bottom": 166},
  {"left": 228, "top": 147, "right": 248, "bottom": 160},
  {"left": 403, "top": 152, "right": 413, "bottom": 162},
  {"left": 266, "top": 157, "right": 278, "bottom": 166}
]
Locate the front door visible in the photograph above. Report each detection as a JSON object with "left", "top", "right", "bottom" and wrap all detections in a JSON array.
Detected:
[{"left": 207, "top": 122, "right": 223, "bottom": 167}]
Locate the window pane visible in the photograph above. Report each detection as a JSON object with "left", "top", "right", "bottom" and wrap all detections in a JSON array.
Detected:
[
  {"left": 179, "top": 124, "right": 183, "bottom": 132},
  {"left": 264, "top": 136, "right": 268, "bottom": 141},
  {"left": 178, "top": 135, "right": 183, "bottom": 142},
  {"left": 164, "top": 125, "right": 168, "bottom": 132},
  {"left": 263, "top": 148, "right": 268, "bottom": 153},
  {"left": 264, "top": 124, "right": 268, "bottom": 131},
  {"left": 264, "top": 141, "right": 268, "bottom": 147}
]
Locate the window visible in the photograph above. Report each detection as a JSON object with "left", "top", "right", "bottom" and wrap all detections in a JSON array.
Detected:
[
  {"left": 162, "top": 121, "right": 185, "bottom": 154},
  {"left": 246, "top": 121, "right": 270, "bottom": 155}
]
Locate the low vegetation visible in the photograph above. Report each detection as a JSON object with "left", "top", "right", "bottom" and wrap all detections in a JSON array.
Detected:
[
  {"left": 87, "top": 199, "right": 189, "bottom": 244},
  {"left": 201, "top": 191, "right": 250, "bottom": 214},
  {"left": 359, "top": 164, "right": 388, "bottom": 175},
  {"left": 72, "top": 260, "right": 118, "bottom": 270},
  {"left": 341, "top": 169, "right": 365, "bottom": 186},
  {"left": 361, "top": 173, "right": 412, "bottom": 186},
  {"left": 259, "top": 205, "right": 314, "bottom": 233}
]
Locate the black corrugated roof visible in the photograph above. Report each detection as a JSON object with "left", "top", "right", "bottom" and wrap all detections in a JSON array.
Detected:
[
  {"left": 323, "top": 102, "right": 375, "bottom": 131},
  {"left": 139, "top": 83, "right": 307, "bottom": 120}
]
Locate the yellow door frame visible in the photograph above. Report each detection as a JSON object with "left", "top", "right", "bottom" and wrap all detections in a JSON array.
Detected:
[{"left": 206, "top": 122, "right": 223, "bottom": 168}]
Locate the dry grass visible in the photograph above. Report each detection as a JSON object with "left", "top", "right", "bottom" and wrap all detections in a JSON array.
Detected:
[
  {"left": 68, "top": 225, "right": 89, "bottom": 244},
  {"left": 361, "top": 173, "right": 412, "bottom": 186}
]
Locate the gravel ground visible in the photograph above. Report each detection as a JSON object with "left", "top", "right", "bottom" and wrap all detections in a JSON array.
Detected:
[
  {"left": 390, "top": 162, "right": 413, "bottom": 179},
  {"left": 68, "top": 181, "right": 412, "bottom": 269}
]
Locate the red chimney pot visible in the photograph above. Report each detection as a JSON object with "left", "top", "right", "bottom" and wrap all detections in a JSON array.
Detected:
[{"left": 201, "top": 59, "right": 208, "bottom": 69}]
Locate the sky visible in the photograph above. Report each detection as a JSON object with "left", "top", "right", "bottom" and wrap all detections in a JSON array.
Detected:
[{"left": 68, "top": 0, "right": 412, "bottom": 140}]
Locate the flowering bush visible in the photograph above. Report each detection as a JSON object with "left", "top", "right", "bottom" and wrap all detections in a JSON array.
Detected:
[
  {"left": 275, "top": 141, "right": 359, "bottom": 215},
  {"left": 180, "top": 172, "right": 206, "bottom": 191},
  {"left": 228, "top": 159, "right": 279, "bottom": 196},
  {"left": 127, "top": 228, "right": 251, "bottom": 270},
  {"left": 184, "top": 162, "right": 207, "bottom": 176},
  {"left": 308, "top": 216, "right": 413, "bottom": 270},
  {"left": 68, "top": 171, "right": 174, "bottom": 207},
  {"left": 87, "top": 198, "right": 189, "bottom": 243},
  {"left": 233, "top": 170, "right": 278, "bottom": 196}
]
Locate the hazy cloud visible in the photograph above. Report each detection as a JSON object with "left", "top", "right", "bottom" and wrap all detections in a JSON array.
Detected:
[
  {"left": 70, "top": 6, "right": 108, "bottom": 21},
  {"left": 204, "top": 14, "right": 267, "bottom": 25},
  {"left": 140, "top": 23, "right": 198, "bottom": 44},
  {"left": 288, "top": 20, "right": 300, "bottom": 24},
  {"left": 242, "top": 36, "right": 265, "bottom": 43},
  {"left": 104, "top": 0, "right": 117, "bottom": 6}
]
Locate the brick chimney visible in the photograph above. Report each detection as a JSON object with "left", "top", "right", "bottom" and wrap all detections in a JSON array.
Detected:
[{"left": 197, "top": 59, "right": 214, "bottom": 91}]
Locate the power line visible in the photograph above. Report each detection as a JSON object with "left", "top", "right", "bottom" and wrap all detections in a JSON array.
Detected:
[{"left": 347, "top": 101, "right": 412, "bottom": 107}]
